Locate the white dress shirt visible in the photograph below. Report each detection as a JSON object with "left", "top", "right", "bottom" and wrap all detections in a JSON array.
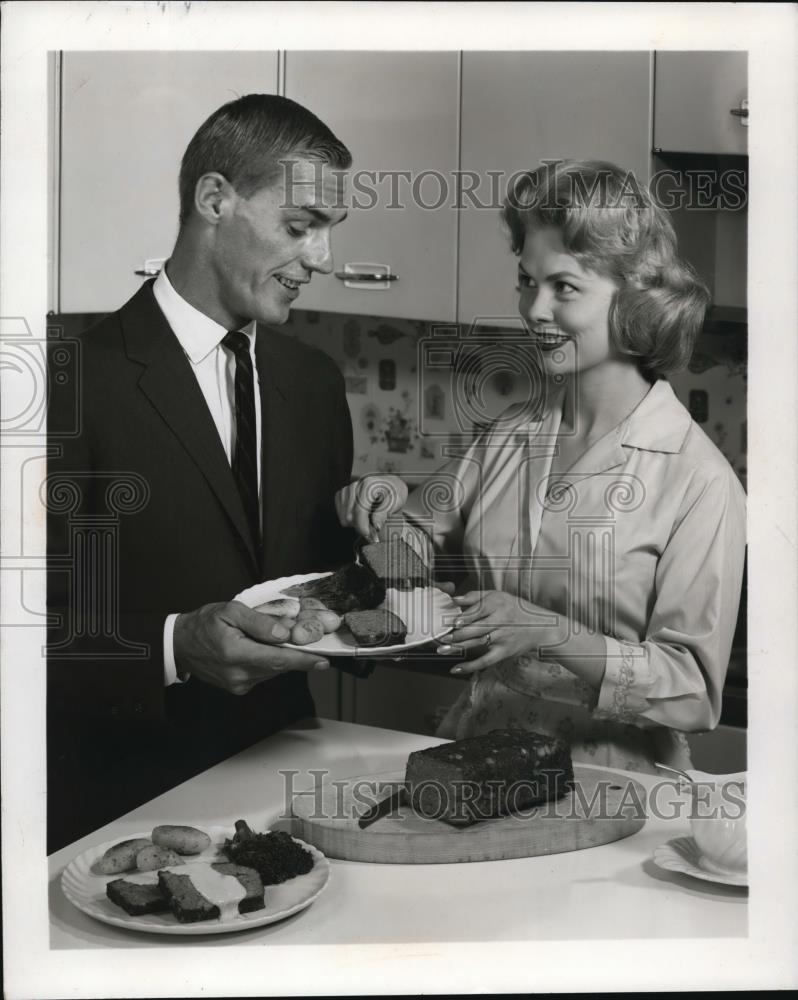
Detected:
[
  {"left": 152, "top": 267, "right": 262, "bottom": 685},
  {"left": 400, "top": 378, "right": 746, "bottom": 772}
]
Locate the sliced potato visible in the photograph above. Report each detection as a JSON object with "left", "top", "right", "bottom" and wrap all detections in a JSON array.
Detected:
[
  {"left": 296, "top": 609, "right": 323, "bottom": 622},
  {"left": 136, "top": 844, "right": 183, "bottom": 871},
  {"left": 151, "top": 824, "right": 211, "bottom": 855},
  {"left": 97, "top": 837, "right": 152, "bottom": 874},
  {"left": 299, "top": 597, "right": 327, "bottom": 611},
  {"left": 290, "top": 620, "right": 325, "bottom": 645},
  {"left": 299, "top": 608, "right": 341, "bottom": 633}
]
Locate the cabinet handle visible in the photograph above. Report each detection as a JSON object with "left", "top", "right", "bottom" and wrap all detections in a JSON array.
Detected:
[
  {"left": 335, "top": 271, "right": 399, "bottom": 283},
  {"left": 134, "top": 257, "right": 167, "bottom": 278},
  {"left": 730, "top": 99, "right": 749, "bottom": 127}
]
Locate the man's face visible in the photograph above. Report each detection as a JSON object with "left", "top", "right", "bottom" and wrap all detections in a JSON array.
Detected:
[{"left": 212, "top": 158, "right": 348, "bottom": 327}]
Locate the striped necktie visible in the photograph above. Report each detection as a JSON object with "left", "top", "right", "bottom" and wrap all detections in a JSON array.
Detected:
[{"left": 222, "top": 330, "right": 260, "bottom": 548}]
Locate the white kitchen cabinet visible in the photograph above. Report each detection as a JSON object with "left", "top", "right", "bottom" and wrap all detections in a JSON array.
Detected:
[
  {"left": 653, "top": 51, "right": 748, "bottom": 155},
  {"left": 652, "top": 52, "right": 748, "bottom": 307},
  {"left": 457, "top": 52, "right": 653, "bottom": 329},
  {"left": 55, "top": 51, "right": 278, "bottom": 313},
  {"left": 284, "top": 51, "right": 459, "bottom": 323}
]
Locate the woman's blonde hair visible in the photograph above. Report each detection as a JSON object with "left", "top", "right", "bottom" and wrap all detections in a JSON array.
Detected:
[{"left": 501, "top": 160, "right": 710, "bottom": 378}]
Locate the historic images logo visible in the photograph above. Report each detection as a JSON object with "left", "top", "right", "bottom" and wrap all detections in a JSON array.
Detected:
[{"left": 278, "top": 769, "right": 746, "bottom": 824}]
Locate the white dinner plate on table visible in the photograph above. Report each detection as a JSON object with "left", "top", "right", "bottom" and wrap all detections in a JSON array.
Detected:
[
  {"left": 235, "top": 572, "right": 458, "bottom": 656},
  {"left": 653, "top": 836, "right": 747, "bottom": 887},
  {"left": 61, "top": 827, "right": 330, "bottom": 935}
]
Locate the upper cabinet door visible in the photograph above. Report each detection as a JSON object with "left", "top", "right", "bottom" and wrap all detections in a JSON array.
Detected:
[
  {"left": 284, "top": 52, "right": 459, "bottom": 322},
  {"left": 58, "top": 52, "right": 278, "bottom": 313},
  {"left": 653, "top": 52, "right": 748, "bottom": 155},
  {"left": 457, "top": 52, "right": 652, "bottom": 328}
]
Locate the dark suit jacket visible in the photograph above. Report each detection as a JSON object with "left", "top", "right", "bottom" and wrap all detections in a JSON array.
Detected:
[{"left": 47, "top": 280, "right": 354, "bottom": 850}]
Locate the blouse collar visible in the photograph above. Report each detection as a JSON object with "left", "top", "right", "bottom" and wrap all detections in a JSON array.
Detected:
[{"left": 620, "top": 379, "right": 693, "bottom": 454}]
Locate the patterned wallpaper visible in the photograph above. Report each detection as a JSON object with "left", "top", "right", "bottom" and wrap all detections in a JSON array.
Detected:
[
  {"left": 668, "top": 339, "right": 748, "bottom": 490},
  {"left": 52, "top": 307, "right": 747, "bottom": 487},
  {"left": 284, "top": 309, "right": 748, "bottom": 489},
  {"left": 282, "top": 309, "right": 532, "bottom": 479}
]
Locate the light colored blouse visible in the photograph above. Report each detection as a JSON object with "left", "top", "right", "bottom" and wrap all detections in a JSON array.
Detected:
[{"left": 401, "top": 378, "right": 746, "bottom": 773}]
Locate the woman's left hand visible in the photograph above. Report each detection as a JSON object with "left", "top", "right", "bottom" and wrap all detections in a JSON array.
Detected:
[{"left": 437, "top": 590, "right": 563, "bottom": 675}]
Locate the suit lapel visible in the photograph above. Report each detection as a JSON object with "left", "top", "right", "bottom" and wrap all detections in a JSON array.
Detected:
[{"left": 119, "top": 282, "right": 259, "bottom": 573}]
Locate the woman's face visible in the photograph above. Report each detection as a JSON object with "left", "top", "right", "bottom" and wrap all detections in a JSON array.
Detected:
[{"left": 517, "top": 226, "right": 620, "bottom": 380}]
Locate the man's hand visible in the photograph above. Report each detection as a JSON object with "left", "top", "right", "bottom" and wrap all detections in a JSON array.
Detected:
[
  {"left": 335, "top": 474, "right": 408, "bottom": 541},
  {"left": 173, "top": 601, "right": 329, "bottom": 696}
]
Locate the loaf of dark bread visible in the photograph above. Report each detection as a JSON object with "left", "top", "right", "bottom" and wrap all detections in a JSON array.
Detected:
[
  {"left": 106, "top": 877, "right": 169, "bottom": 916},
  {"left": 283, "top": 562, "right": 385, "bottom": 615},
  {"left": 405, "top": 729, "right": 574, "bottom": 826},
  {"left": 344, "top": 609, "right": 408, "bottom": 647},
  {"left": 157, "top": 863, "right": 264, "bottom": 923},
  {"left": 360, "top": 537, "right": 431, "bottom": 590}
]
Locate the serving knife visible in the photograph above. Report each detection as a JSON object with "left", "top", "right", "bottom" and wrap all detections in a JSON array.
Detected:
[{"left": 357, "top": 783, "right": 408, "bottom": 829}]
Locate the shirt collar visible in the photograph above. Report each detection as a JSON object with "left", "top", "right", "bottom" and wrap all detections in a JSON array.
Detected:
[
  {"left": 619, "top": 378, "right": 693, "bottom": 453},
  {"left": 525, "top": 378, "right": 692, "bottom": 456},
  {"left": 152, "top": 266, "right": 254, "bottom": 364}
]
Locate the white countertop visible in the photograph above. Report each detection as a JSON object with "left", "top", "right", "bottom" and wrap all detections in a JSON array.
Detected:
[{"left": 48, "top": 717, "right": 747, "bottom": 952}]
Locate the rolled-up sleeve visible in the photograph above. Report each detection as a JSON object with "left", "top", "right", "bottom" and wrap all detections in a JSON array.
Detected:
[{"left": 595, "top": 468, "right": 746, "bottom": 731}]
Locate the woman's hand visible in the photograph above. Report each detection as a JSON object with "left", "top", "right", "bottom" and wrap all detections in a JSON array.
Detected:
[
  {"left": 437, "top": 590, "right": 564, "bottom": 675},
  {"left": 335, "top": 474, "right": 409, "bottom": 541}
]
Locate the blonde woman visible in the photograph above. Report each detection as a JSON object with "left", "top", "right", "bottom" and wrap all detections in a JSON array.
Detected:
[{"left": 337, "top": 160, "right": 746, "bottom": 774}]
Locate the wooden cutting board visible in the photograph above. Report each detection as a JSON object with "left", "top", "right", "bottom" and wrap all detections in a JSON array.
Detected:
[{"left": 290, "top": 766, "right": 647, "bottom": 864}]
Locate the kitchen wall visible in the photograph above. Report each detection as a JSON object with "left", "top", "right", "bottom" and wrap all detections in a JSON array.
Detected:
[
  {"left": 284, "top": 308, "right": 748, "bottom": 489},
  {"left": 50, "top": 305, "right": 747, "bottom": 490},
  {"left": 281, "top": 308, "right": 538, "bottom": 479},
  {"left": 668, "top": 337, "right": 747, "bottom": 490}
]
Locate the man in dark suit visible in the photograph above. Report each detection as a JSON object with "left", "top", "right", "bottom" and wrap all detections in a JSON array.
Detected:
[{"left": 47, "top": 95, "right": 354, "bottom": 851}]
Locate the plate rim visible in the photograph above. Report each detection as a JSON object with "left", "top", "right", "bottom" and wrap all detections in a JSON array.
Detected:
[
  {"left": 234, "top": 571, "right": 457, "bottom": 657},
  {"left": 61, "top": 826, "right": 331, "bottom": 935},
  {"left": 652, "top": 836, "right": 748, "bottom": 887}
]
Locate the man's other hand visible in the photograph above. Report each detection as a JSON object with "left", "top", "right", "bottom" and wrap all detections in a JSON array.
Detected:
[{"left": 173, "top": 601, "right": 329, "bottom": 695}]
